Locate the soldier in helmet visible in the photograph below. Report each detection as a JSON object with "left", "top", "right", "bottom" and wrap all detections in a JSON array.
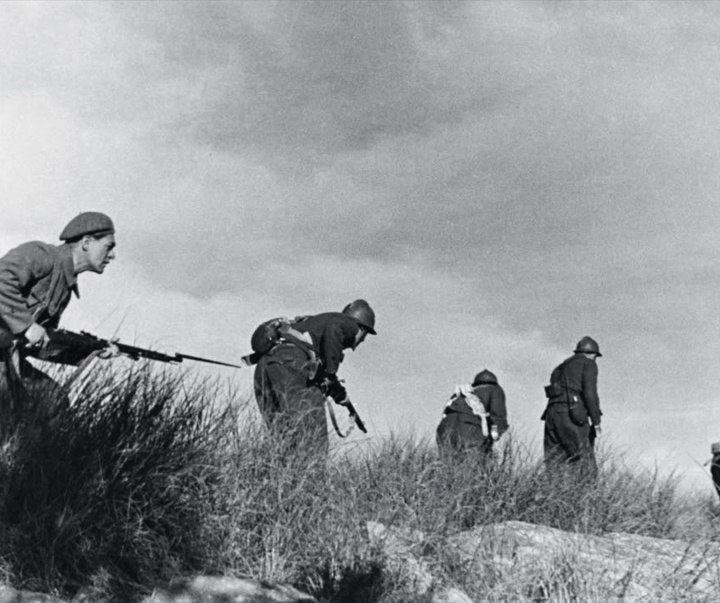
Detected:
[
  {"left": 0, "top": 212, "right": 118, "bottom": 421},
  {"left": 542, "top": 336, "right": 603, "bottom": 473},
  {"left": 436, "top": 369, "right": 508, "bottom": 458},
  {"left": 253, "top": 299, "right": 376, "bottom": 456}
]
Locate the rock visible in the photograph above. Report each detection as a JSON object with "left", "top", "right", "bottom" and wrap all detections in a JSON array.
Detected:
[
  {"left": 0, "top": 586, "right": 66, "bottom": 603},
  {"left": 367, "top": 519, "right": 720, "bottom": 602},
  {"left": 366, "top": 520, "right": 434, "bottom": 595},
  {"left": 366, "top": 521, "right": 474, "bottom": 603},
  {"left": 430, "top": 586, "right": 474, "bottom": 603},
  {"left": 143, "top": 575, "right": 316, "bottom": 603},
  {"left": 448, "top": 520, "right": 720, "bottom": 602}
]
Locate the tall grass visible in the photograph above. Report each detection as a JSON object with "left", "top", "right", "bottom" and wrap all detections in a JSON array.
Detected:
[
  {"left": 0, "top": 362, "right": 234, "bottom": 600},
  {"left": 0, "top": 364, "right": 714, "bottom": 602}
]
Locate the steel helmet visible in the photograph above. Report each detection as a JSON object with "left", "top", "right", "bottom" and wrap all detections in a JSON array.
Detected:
[
  {"left": 472, "top": 369, "right": 498, "bottom": 386},
  {"left": 342, "top": 299, "right": 376, "bottom": 335},
  {"left": 574, "top": 336, "right": 602, "bottom": 357}
]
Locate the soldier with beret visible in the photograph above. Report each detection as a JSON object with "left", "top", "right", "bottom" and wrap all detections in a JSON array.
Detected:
[
  {"left": 436, "top": 369, "right": 509, "bottom": 458},
  {"left": 542, "top": 336, "right": 603, "bottom": 475},
  {"left": 0, "top": 212, "right": 118, "bottom": 423},
  {"left": 253, "top": 299, "right": 376, "bottom": 457}
]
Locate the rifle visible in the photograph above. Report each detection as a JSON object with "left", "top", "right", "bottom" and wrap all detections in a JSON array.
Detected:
[
  {"left": 34, "top": 328, "right": 252, "bottom": 369},
  {"left": 320, "top": 377, "right": 367, "bottom": 436},
  {"left": 326, "top": 396, "right": 367, "bottom": 437},
  {"left": 343, "top": 398, "right": 368, "bottom": 434}
]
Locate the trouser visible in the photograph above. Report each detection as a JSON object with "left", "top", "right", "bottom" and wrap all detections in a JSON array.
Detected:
[
  {"left": 253, "top": 343, "right": 328, "bottom": 457},
  {"left": 0, "top": 347, "right": 66, "bottom": 441},
  {"left": 712, "top": 458, "right": 720, "bottom": 501},
  {"left": 543, "top": 405, "right": 596, "bottom": 475},
  {"left": 436, "top": 412, "right": 493, "bottom": 456}
]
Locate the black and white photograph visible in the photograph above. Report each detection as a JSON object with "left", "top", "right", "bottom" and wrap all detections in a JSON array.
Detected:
[{"left": 1, "top": 1, "right": 720, "bottom": 601}]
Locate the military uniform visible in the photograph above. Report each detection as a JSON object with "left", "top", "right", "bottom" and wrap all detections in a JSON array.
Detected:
[
  {"left": 0, "top": 213, "right": 115, "bottom": 427},
  {"left": 436, "top": 369, "right": 508, "bottom": 454},
  {"left": 436, "top": 369, "right": 508, "bottom": 455},
  {"left": 254, "top": 304, "right": 375, "bottom": 456},
  {"left": 709, "top": 443, "right": 720, "bottom": 501},
  {"left": 543, "top": 337, "right": 602, "bottom": 469}
]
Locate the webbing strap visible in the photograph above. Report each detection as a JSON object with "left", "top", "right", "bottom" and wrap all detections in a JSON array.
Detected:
[{"left": 326, "top": 397, "right": 355, "bottom": 438}]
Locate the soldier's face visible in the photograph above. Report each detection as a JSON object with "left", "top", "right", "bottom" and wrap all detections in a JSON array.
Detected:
[
  {"left": 85, "top": 234, "right": 116, "bottom": 274},
  {"left": 352, "top": 327, "right": 368, "bottom": 350}
]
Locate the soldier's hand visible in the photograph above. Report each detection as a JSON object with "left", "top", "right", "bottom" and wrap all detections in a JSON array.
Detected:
[
  {"left": 98, "top": 340, "right": 120, "bottom": 360},
  {"left": 490, "top": 426, "right": 500, "bottom": 441},
  {"left": 323, "top": 377, "right": 347, "bottom": 403},
  {"left": 24, "top": 322, "right": 49, "bottom": 348},
  {"left": 594, "top": 425, "right": 602, "bottom": 438}
]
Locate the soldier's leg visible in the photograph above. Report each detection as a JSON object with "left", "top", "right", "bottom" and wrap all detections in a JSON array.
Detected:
[
  {"left": 0, "top": 349, "right": 14, "bottom": 441},
  {"left": 711, "top": 461, "right": 720, "bottom": 501},
  {"left": 437, "top": 414, "right": 462, "bottom": 464},
  {"left": 256, "top": 346, "right": 328, "bottom": 457},
  {"left": 437, "top": 413, "right": 463, "bottom": 450},
  {"left": 19, "top": 360, "right": 67, "bottom": 408},
  {"left": 254, "top": 355, "right": 282, "bottom": 428},
  {"left": 289, "top": 383, "right": 328, "bottom": 457},
  {"left": 550, "top": 412, "right": 588, "bottom": 463},
  {"left": 543, "top": 409, "right": 568, "bottom": 465}
]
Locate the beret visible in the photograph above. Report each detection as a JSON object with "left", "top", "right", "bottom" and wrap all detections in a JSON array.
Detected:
[{"left": 59, "top": 212, "right": 115, "bottom": 241}]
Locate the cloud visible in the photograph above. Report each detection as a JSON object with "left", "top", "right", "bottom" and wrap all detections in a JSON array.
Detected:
[{"left": 4, "top": 1, "right": 720, "bottom": 492}]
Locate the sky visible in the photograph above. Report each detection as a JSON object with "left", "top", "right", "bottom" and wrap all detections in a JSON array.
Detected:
[{"left": 2, "top": 0, "right": 720, "bottom": 493}]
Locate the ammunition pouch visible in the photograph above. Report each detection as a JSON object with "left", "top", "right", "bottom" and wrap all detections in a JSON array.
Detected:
[
  {"left": 567, "top": 392, "right": 588, "bottom": 426},
  {"left": 544, "top": 383, "right": 561, "bottom": 398}
]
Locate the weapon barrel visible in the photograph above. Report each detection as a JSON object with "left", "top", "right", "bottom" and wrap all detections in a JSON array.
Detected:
[
  {"left": 115, "top": 342, "right": 179, "bottom": 363},
  {"left": 176, "top": 352, "right": 246, "bottom": 369}
]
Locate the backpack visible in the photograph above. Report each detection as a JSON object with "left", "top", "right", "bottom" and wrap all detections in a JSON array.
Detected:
[{"left": 250, "top": 316, "right": 311, "bottom": 355}]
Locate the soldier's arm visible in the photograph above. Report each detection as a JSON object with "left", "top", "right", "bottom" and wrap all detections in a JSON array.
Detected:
[
  {"left": 488, "top": 387, "right": 509, "bottom": 435},
  {"left": 0, "top": 242, "right": 54, "bottom": 335},
  {"left": 582, "top": 361, "right": 602, "bottom": 426},
  {"left": 321, "top": 321, "right": 351, "bottom": 376}
]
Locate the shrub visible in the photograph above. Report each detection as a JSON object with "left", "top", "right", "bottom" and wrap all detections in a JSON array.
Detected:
[
  {"left": 0, "top": 365, "right": 704, "bottom": 602},
  {"left": 0, "top": 362, "right": 234, "bottom": 601}
]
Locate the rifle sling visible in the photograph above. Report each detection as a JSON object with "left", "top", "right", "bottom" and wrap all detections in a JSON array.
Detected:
[{"left": 326, "top": 397, "right": 356, "bottom": 438}]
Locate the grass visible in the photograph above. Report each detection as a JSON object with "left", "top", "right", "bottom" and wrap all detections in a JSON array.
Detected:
[{"left": 0, "top": 363, "right": 717, "bottom": 602}]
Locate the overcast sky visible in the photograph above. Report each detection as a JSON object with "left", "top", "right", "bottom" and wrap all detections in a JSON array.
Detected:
[{"left": 2, "top": 0, "right": 720, "bottom": 492}]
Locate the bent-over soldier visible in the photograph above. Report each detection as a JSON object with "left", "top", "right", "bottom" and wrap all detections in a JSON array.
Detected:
[
  {"left": 253, "top": 299, "right": 376, "bottom": 456},
  {"left": 437, "top": 369, "right": 509, "bottom": 457},
  {"left": 542, "top": 336, "right": 602, "bottom": 473},
  {"left": 0, "top": 212, "right": 117, "bottom": 423}
]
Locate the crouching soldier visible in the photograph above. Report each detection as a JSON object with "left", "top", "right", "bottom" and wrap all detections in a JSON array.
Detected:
[
  {"left": 436, "top": 369, "right": 509, "bottom": 457},
  {"left": 542, "top": 336, "right": 603, "bottom": 476},
  {"left": 0, "top": 212, "right": 118, "bottom": 435},
  {"left": 253, "top": 299, "right": 376, "bottom": 457}
]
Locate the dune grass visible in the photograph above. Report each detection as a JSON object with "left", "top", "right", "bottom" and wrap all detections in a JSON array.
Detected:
[{"left": 0, "top": 364, "right": 716, "bottom": 602}]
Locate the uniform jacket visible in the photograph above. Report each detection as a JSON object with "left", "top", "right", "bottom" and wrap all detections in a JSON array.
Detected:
[
  {"left": 548, "top": 353, "right": 602, "bottom": 426},
  {"left": 0, "top": 241, "right": 78, "bottom": 338},
  {"left": 444, "top": 369, "right": 509, "bottom": 435},
  {"left": 292, "top": 312, "right": 359, "bottom": 377}
]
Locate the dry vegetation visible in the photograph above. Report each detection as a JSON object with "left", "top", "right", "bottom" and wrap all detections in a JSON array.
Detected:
[{"left": 0, "top": 364, "right": 717, "bottom": 602}]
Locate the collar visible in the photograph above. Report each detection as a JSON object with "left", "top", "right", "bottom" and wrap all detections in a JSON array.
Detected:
[{"left": 58, "top": 244, "right": 80, "bottom": 298}]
